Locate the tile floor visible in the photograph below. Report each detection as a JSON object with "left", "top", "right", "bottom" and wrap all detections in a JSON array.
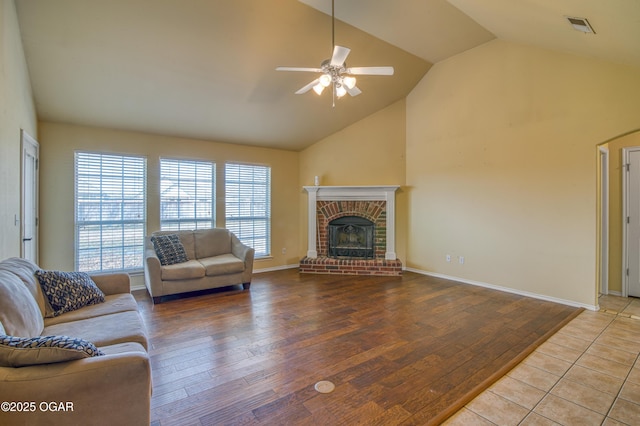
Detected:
[{"left": 445, "top": 295, "right": 640, "bottom": 425}]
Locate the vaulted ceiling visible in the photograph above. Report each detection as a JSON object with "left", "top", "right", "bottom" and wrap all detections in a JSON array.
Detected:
[{"left": 15, "top": 0, "right": 640, "bottom": 151}]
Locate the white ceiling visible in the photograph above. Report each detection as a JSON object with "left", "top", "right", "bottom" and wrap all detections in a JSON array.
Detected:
[{"left": 15, "top": 0, "right": 640, "bottom": 151}]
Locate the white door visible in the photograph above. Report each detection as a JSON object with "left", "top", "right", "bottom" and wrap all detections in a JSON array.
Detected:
[
  {"left": 21, "top": 130, "right": 39, "bottom": 263},
  {"left": 625, "top": 148, "right": 640, "bottom": 297}
]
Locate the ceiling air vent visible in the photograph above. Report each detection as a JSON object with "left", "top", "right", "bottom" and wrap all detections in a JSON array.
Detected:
[{"left": 566, "top": 16, "right": 596, "bottom": 34}]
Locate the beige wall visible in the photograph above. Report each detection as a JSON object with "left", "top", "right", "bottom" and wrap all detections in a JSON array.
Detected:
[
  {"left": 7, "top": 4, "right": 640, "bottom": 310},
  {"left": 406, "top": 39, "right": 640, "bottom": 308},
  {"left": 299, "top": 100, "right": 408, "bottom": 263},
  {"left": 38, "top": 122, "right": 300, "bottom": 272},
  {"left": 606, "top": 130, "right": 640, "bottom": 294},
  {"left": 0, "top": 0, "right": 37, "bottom": 260}
]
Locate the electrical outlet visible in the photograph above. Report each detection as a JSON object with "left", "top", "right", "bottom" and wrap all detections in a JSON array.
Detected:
[
  {"left": 446, "top": 254, "right": 451, "bottom": 262},
  {"left": 282, "top": 248, "right": 286, "bottom": 255},
  {"left": 458, "top": 256, "right": 464, "bottom": 264}
]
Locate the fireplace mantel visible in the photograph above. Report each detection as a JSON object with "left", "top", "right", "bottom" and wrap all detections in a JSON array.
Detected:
[{"left": 304, "top": 185, "right": 400, "bottom": 260}]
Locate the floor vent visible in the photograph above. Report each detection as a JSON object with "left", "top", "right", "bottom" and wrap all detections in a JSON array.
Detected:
[{"left": 314, "top": 381, "right": 335, "bottom": 394}]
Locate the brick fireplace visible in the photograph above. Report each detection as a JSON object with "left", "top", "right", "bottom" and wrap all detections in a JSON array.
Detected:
[{"left": 300, "top": 186, "right": 402, "bottom": 276}]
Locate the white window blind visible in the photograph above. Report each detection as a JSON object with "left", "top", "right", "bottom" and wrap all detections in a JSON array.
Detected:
[
  {"left": 75, "top": 152, "right": 146, "bottom": 272},
  {"left": 160, "top": 159, "right": 215, "bottom": 231},
  {"left": 225, "top": 163, "right": 271, "bottom": 257}
]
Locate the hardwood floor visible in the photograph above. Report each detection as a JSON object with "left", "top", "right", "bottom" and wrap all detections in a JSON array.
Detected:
[{"left": 136, "top": 269, "right": 581, "bottom": 425}]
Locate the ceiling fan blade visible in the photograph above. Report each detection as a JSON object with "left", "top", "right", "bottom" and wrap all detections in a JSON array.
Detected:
[
  {"left": 276, "top": 67, "right": 323, "bottom": 73},
  {"left": 295, "top": 78, "right": 320, "bottom": 95},
  {"left": 330, "top": 45, "right": 351, "bottom": 66},
  {"left": 346, "top": 85, "right": 362, "bottom": 97},
  {"left": 346, "top": 66, "right": 395, "bottom": 76}
]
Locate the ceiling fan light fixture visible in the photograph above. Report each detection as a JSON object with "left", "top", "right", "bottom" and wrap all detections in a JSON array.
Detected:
[
  {"left": 343, "top": 76, "right": 356, "bottom": 89},
  {"left": 319, "top": 74, "right": 332, "bottom": 87},
  {"left": 275, "top": 0, "right": 393, "bottom": 104}
]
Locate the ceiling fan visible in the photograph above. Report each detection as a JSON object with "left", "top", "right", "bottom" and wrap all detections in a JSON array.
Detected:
[{"left": 276, "top": 0, "right": 394, "bottom": 106}]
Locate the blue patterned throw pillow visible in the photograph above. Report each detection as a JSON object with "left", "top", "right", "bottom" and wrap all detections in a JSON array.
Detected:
[
  {"left": 0, "top": 334, "right": 104, "bottom": 367},
  {"left": 151, "top": 234, "right": 189, "bottom": 266},
  {"left": 35, "top": 270, "right": 105, "bottom": 317}
]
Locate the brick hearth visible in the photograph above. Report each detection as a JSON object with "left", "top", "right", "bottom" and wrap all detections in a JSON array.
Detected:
[{"left": 299, "top": 256, "right": 403, "bottom": 276}]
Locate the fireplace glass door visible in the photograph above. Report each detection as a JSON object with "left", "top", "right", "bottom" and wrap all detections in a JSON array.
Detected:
[{"left": 328, "top": 216, "right": 374, "bottom": 259}]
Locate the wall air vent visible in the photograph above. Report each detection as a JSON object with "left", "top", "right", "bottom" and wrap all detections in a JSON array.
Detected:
[{"left": 565, "top": 16, "right": 596, "bottom": 34}]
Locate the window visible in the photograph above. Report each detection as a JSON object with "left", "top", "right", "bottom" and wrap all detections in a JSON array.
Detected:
[
  {"left": 160, "top": 159, "right": 215, "bottom": 230},
  {"left": 75, "top": 152, "right": 146, "bottom": 272},
  {"left": 225, "top": 163, "right": 271, "bottom": 257}
]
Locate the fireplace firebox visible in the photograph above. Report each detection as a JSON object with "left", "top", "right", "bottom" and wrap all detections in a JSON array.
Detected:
[{"left": 328, "top": 216, "right": 374, "bottom": 259}]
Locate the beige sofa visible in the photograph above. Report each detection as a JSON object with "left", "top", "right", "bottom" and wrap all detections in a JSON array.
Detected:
[
  {"left": 0, "top": 257, "right": 151, "bottom": 426},
  {"left": 144, "top": 228, "right": 255, "bottom": 304}
]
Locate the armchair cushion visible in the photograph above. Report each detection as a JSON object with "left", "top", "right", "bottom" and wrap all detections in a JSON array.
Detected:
[
  {"left": 151, "top": 234, "right": 189, "bottom": 266},
  {"left": 0, "top": 334, "right": 104, "bottom": 367},
  {"left": 35, "top": 270, "right": 105, "bottom": 318}
]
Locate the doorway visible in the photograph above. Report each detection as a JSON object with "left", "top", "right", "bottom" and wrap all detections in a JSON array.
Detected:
[{"left": 21, "top": 130, "right": 39, "bottom": 263}]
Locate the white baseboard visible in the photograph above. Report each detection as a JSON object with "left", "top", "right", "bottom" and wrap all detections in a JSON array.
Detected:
[
  {"left": 128, "top": 271, "right": 146, "bottom": 291},
  {"left": 403, "top": 267, "right": 598, "bottom": 311}
]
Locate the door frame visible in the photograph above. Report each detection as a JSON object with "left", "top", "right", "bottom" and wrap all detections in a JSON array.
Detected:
[
  {"left": 20, "top": 129, "right": 39, "bottom": 263},
  {"left": 599, "top": 146, "right": 609, "bottom": 295},
  {"left": 621, "top": 146, "right": 640, "bottom": 297}
]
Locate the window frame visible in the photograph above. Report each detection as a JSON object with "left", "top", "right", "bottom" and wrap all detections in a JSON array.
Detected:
[
  {"left": 159, "top": 158, "right": 216, "bottom": 231},
  {"left": 224, "top": 162, "right": 271, "bottom": 258},
  {"left": 74, "top": 151, "right": 147, "bottom": 273}
]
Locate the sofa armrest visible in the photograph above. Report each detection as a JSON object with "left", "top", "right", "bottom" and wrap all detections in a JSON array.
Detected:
[
  {"left": 0, "top": 351, "right": 151, "bottom": 426},
  {"left": 231, "top": 235, "right": 255, "bottom": 284},
  {"left": 144, "top": 247, "right": 163, "bottom": 299},
  {"left": 89, "top": 273, "right": 131, "bottom": 295}
]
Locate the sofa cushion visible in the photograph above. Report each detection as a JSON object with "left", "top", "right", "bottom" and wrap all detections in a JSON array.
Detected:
[
  {"left": 99, "top": 341, "right": 147, "bottom": 357},
  {"left": 195, "top": 228, "right": 231, "bottom": 259},
  {"left": 43, "top": 310, "right": 148, "bottom": 350},
  {"left": 0, "top": 270, "right": 44, "bottom": 337},
  {"left": 160, "top": 260, "right": 206, "bottom": 281},
  {"left": 151, "top": 234, "right": 189, "bottom": 266},
  {"left": 0, "top": 257, "right": 47, "bottom": 317},
  {"left": 0, "top": 334, "right": 104, "bottom": 367},
  {"left": 43, "top": 294, "right": 139, "bottom": 327},
  {"left": 199, "top": 254, "right": 245, "bottom": 276},
  {"left": 35, "top": 270, "right": 106, "bottom": 318}
]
